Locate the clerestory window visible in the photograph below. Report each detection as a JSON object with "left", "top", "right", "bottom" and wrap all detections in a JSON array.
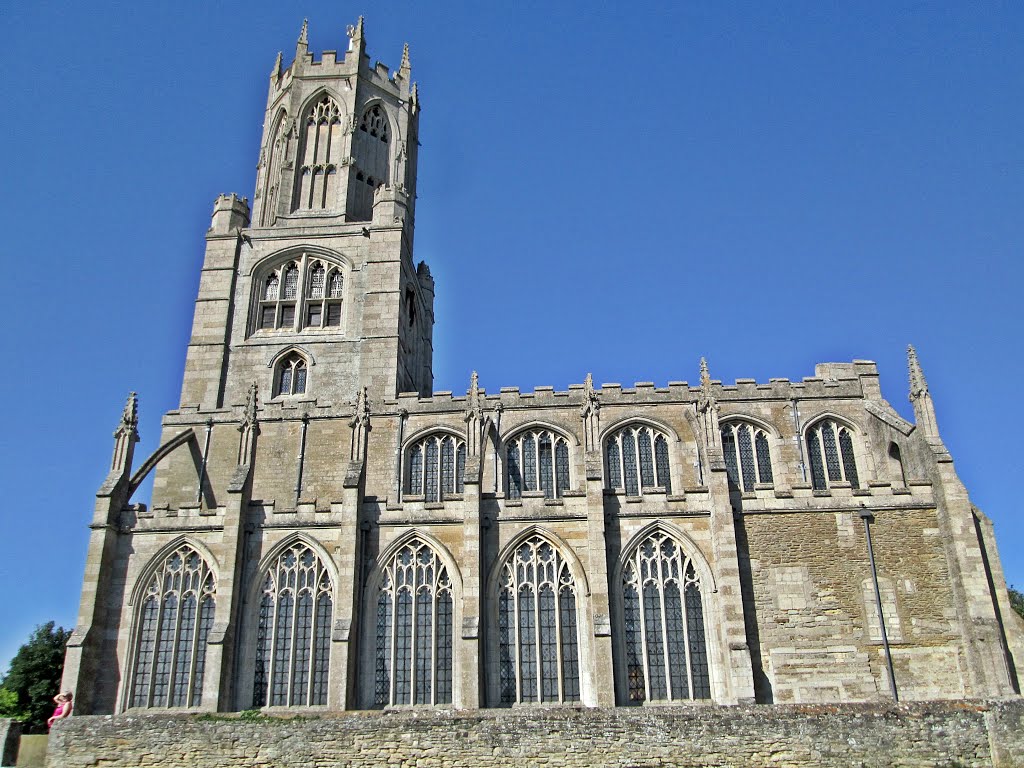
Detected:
[
  {"left": 295, "top": 95, "right": 343, "bottom": 211},
  {"left": 622, "top": 531, "right": 711, "bottom": 704},
  {"left": 129, "top": 544, "right": 216, "bottom": 709},
  {"left": 252, "top": 543, "right": 333, "bottom": 708},
  {"left": 255, "top": 254, "right": 345, "bottom": 334},
  {"left": 497, "top": 535, "right": 581, "bottom": 705},
  {"left": 806, "top": 419, "right": 860, "bottom": 490},
  {"left": 373, "top": 539, "right": 454, "bottom": 707},
  {"left": 406, "top": 433, "right": 466, "bottom": 502},
  {"left": 274, "top": 353, "right": 307, "bottom": 397},
  {"left": 605, "top": 423, "right": 671, "bottom": 494},
  {"left": 720, "top": 421, "right": 774, "bottom": 492},
  {"left": 506, "top": 429, "right": 570, "bottom": 500}
]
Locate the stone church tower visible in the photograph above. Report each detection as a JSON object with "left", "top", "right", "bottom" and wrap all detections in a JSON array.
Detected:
[{"left": 62, "top": 19, "right": 1023, "bottom": 721}]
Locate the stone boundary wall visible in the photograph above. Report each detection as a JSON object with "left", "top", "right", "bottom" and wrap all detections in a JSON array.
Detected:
[
  {"left": 47, "top": 699, "right": 1024, "bottom": 768},
  {"left": 0, "top": 719, "right": 22, "bottom": 767}
]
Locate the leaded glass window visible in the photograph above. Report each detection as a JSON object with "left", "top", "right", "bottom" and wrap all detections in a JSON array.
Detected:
[
  {"left": 622, "top": 531, "right": 711, "bottom": 703},
  {"left": 252, "top": 542, "right": 333, "bottom": 707},
  {"left": 130, "top": 544, "right": 216, "bottom": 709},
  {"left": 506, "top": 429, "right": 571, "bottom": 499},
  {"left": 349, "top": 104, "right": 391, "bottom": 221},
  {"left": 296, "top": 95, "right": 343, "bottom": 211},
  {"left": 605, "top": 424, "right": 672, "bottom": 494},
  {"left": 721, "top": 422, "right": 774, "bottom": 492},
  {"left": 255, "top": 255, "right": 345, "bottom": 333},
  {"left": 405, "top": 433, "right": 466, "bottom": 502},
  {"left": 373, "top": 539, "right": 453, "bottom": 706},
  {"left": 806, "top": 419, "right": 860, "bottom": 490},
  {"left": 275, "top": 353, "right": 308, "bottom": 397},
  {"left": 497, "top": 535, "right": 580, "bottom": 704}
]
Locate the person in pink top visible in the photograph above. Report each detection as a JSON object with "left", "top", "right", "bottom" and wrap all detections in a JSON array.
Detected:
[{"left": 46, "top": 692, "right": 72, "bottom": 728}]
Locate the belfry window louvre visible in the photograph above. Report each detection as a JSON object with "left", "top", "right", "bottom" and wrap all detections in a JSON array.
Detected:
[
  {"left": 506, "top": 429, "right": 571, "bottom": 499},
  {"left": 622, "top": 531, "right": 711, "bottom": 704},
  {"left": 806, "top": 419, "right": 860, "bottom": 490},
  {"left": 256, "top": 254, "right": 345, "bottom": 333},
  {"left": 497, "top": 536, "right": 581, "bottom": 705},
  {"left": 605, "top": 424, "right": 671, "bottom": 494},
  {"left": 275, "top": 353, "right": 307, "bottom": 397},
  {"left": 406, "top": 433, "right": 466, "bottom": 502},
  {"left": 129, "top": 544, "right": 216, "bottom": 709},
  {"left": 295, "top": 95, "right": 343, "bottom": 211},
  {"left": 373, "top": 539, "right": 454, "bottom": 707},
  {"left": 720, "top": 421, "right": 774, "bottom": 492},
  {"left": 252, "top": 543, "right": 333, "bottom": 708},
  {"left": 349, "top": 104, "right": 391, "bottom": 221}
]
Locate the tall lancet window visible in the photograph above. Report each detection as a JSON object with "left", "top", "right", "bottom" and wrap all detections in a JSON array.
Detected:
[
  {"left": 806, "top": 419, "right": 860, "bottom": 490},
  {"left": 406, "top": 433, "right": 467, "bottom": 502},
  {"left": 259, "top": 113, "right": 288, "bottom": 226},
  {"left": 252, "top": 543, "right": 334, "bottom": 708},
  {"left": 130, "top": 544, "right": 216, "bottom": 709},
  {"left": 506, "top": 429, "right": 571, "bottom": 500},
  {"left": 622, "top": 531, "right": 711, "bottom": 703},
  {"left": 295, "top": 95, "right": 343, "bottom": 212},
  {"left": 497, "top": 535, "right": 581, "bottom": 705},
  {"left": 349, "top": 104, "right": 391, "bottom": 221},
  {"left": 605, "top": 423, "right": 672, "bottom": 494},
  {"left": 373, "top": 539, "right": 454, "bottom": 707},
  {"left": 720, "top": 421, "right": 774, "bottom": 492}
]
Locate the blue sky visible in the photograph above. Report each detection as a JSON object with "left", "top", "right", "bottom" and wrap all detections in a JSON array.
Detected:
[{"left": 1, "top": 1, "right": 1021, "bottom": 673}]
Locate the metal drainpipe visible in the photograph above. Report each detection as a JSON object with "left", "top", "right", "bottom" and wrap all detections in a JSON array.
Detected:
[
  {"left": 790, "top": 398, "right": 806, "bottom": 483},
  {"left": 197, "top": 418, "right": 214, "bottom": 505},
  {"left": 295, "top": 415, "right": 309, "bottom": 505},
  {"left": 860, "top": 508, "right": 898, "bottom": 701}
]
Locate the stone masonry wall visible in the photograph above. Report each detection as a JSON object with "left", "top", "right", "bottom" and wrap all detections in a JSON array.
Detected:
[{"left": 47, "top": 699, "right": 1024, "bottom": 768}]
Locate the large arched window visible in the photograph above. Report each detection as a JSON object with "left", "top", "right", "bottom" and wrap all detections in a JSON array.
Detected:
[
  {"left": 252, "top": 542, "right": 334, "bottom": 708},
  {"left": 497, "top": 535, "right": 580, "bottom": 705},
  {"left": 720, "top": 421, "right": 774, "bottom": 492},
  {"left": 255, "top": 254, "right": 346, "bottom": 334},
  {"left": 806, "top": 419, "right": 860, "bottom": 490},
  {"left": 348, "top": 104, "right": 391, "bottom": 221},
  {"left": 406, "top": 433, "right": 466, "bottom": 502},
  {"left": 605, "top": 423, "right": 672, "bottom": 494},
  {"left": 129, "top": 544, "right": 216, "bottom": 709},
  {"left": 621, "top": 531, "right": 710, "bottom": 703},
  {"left": 274, "top": 352, "right": 307, "bottom": 397},
  {"left": 506, "top": 428, "right": 571, "bottom": 500},
  {"left": 295, "top": 95, "right": 343, "bottom": 211},
  {"left": 373, "top": 539, "right": 454, "bottom": 706}
]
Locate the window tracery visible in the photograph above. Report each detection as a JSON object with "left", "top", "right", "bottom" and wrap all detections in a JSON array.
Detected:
[
  {"left": 806, "top": 419, "right": 860, "bottom": 490},
  {"left": 295, "top": 95, "right": 343, "bottom": 211},
  {"left": 255, "top": 255, "right": 345, "bottom": 333},
  {"left": 720, "top": 421, "right": 774, "bottom": 492},
  {"left": 274, "top": 353, "right": 307, "bottom": 397},
  {"left": 129, "top": 544, "right": 216, "bottom": 709},
  {"left": 349, "top": 104, "right": 391, "bottom": 221},
  {"left": 605, "top": 424, "right": 671, "bottom": 494},
  {"left": 506, "top": 429, "right": 570, "bottom": 499},
  {"left": 373, "top": 539, "right": 453, "bottom": 706},
  {"left": 497, "top": 536, "right": 580, "bottom": 705},
  {"left": 622, "top": 531, "right": 710, "bottom": 703},
  {"left": 406, "top": 433, "right": 466, "bottom": 502},
  {"left": 252, "top": 543, "right": 333, "bottom": 708}
]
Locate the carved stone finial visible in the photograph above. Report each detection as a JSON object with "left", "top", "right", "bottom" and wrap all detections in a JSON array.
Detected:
[
  {"left": 297, "top": 18, "right": 308, "bottom": 46},
  {"left": 114, "top": 391, "right": 139, "bottom": 438},
  {"left": 410, "top": 82, "right": 419, "bottom": 108},
  {"left": 698, "top": 358, "right": 718, "bottom": 414},
  {"left": 907, "top": 344, "right": 929, "bottom": 402},
  {"left": 239, "top": 381, "right": 259, "bottom": 432},
  {"left": 352, "top": 386, "right": 371, "bottom": 426},
  {"left": 469, "top": 371, "right": 479, "bottom": 399},
  {"left": 580, "top": 373, "right": 600, "bottom": 418},
  {"left": 272, "top": 51, "right": 283, "bottom": 77},
  {"left": 700, "top": 357, "right": 711, "bottom": 390},
  {"left": 399, "top": 42, "right": 411, "bottom": 77}
]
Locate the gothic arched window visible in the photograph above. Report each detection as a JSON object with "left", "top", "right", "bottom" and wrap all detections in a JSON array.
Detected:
[
  {"left": 349, "top": 104, "right": 391, "bottom": 221},
  {"left": 622, "top": 531, "right": 710, "bottom": 703},
  {"left": 605, "top": 423, "right": 672, "bottom": 494},
  {"left": 295, "top": 95, "right": 343, "bottom": 211},
  {"left": 806, "top": 419, "right": 860, "bottom": 490},
  {"left": 259, "top": 261, "right": 299, "bottom": 330},
  {"left": 720, "top": 421, "right": 774, "bottom": 492},
  {"left": 252, "top": 543, "right": 333, "bottom": 708},
  {"left": 259, "top": 113, "right": 288, "bottom": 226},
  {"left": 129, "top": 544, "right": 216, "bottom": 709},
  {"left": 255, "top": 254, "right": 346, "bottom": 334},
  {"left": 506, "top": 428, "right": 571, "bottom": 500},
  {"left": 373, "top": 539, "right": 454, "bottom": 707},
  {"left": 275, "top": 353, "right": 307, "bottom": 397},
  {"left": 497, "top": 535, "right": 581, "bottom": 705},
  {"left": 304, "top": 261, "right": 344, "bottom": 328},
  {"left": 406, "top": 433, "right": 466, "bottom": 502}
]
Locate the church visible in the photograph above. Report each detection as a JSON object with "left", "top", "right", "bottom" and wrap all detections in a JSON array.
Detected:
[{"left": 61, "top": 18, "right": 1022, "bottom": 721}]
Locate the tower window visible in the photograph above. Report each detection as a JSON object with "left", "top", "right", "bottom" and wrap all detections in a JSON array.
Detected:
[
  {"left": 295, "top": 95, "right": 343, "bottom": 212},
  {"left": 507, "top": 429, "right": 570, "bottom": 500},
  {"left": 275, "top": 353, "right": 308, "bottom": 397},
  {"left": 806, "top": 419, "right": 860, "bottom": 490},
  {"left": 373, "top": 539, "right": 453, "bottom": 707},
  {"left": 252, "top": 543, "right": 333, "bottom": 708},
  {"left": 406, "top": 433, "right": 466, "bottom": 502},
  {"left": 129, "top": 544, "right": 216, "bottom": 709},
  {"left": 254, "top": 255, "right": 345, "bottom": 334},
  {"left": 349, "top": 104, "right": 391, "bottom": 221},
  {"left": 497, "top": 535, "right": 580, "bottom": 705},
  {"left": 605, "top": 424, "right": 671, "bottom": 494},
  {"left": 721, "top": 421, "right": 774, "bottom": 492}
]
